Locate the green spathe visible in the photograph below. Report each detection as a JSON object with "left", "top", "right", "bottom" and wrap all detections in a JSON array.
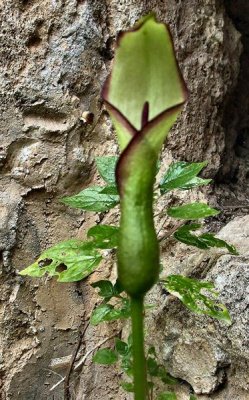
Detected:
[
  {"left": 103, "top": 15, "right": 187, "bottom": 296},
  {"left": 105, "top": 14, "right": 185, "bottom": 135}
]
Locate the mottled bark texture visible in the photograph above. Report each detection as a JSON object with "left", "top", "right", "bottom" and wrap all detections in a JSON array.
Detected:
[{"left": 0, "top": 1, "right": 248, "bottom": 399}]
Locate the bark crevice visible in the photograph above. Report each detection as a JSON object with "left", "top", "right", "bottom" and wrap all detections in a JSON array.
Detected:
[{"left": 218, "top": 0, "right": 249, "bottom": 195}]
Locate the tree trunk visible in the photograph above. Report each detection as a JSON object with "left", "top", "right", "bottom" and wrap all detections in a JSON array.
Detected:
[{"left": 0, "top": 1, "right": 248, "bottom": 399}]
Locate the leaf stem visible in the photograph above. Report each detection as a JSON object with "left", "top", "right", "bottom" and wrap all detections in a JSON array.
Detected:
[{"left": 131, "top": 296, "right": 148, "bottom": 400}]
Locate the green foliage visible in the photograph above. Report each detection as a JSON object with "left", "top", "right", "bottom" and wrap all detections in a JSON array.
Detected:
[
  {"left": 157, "top": 392, "right": 177, "bottom": 400},
  {"left": 120, "top": 381, "right": 134, "bottom": 392},
  {"left": 90, "top": 279, "right": 128, "bottom": 325},
  {"left": 189, "top": 396, "right": 197, "bottom": 400},
  {"left": 21, "top": 12, "right": 237, "bottom": 400},
  {"left": 174, "top": 224, "right": 238, "bottom": 254},
  {"left": 87, "top": 225, "right": 119, "bottom": 249},
  {"left": 93, "top": 336, "right": 133, "bottom": 384},
  {"left": 93, "top": 335, "right": 177, "bottom": 396},
  {"left": 95, "top": 156, "right": 118, "bottom": 185},
  {"left": 157, "top": 367, "right": 178, "bottom": 385},
  {"left": 61, "top": 157, "right": 119, "bottom": 212},
  {"left": 100, "top": 185, "right": 119, "bottom": 195},
  {"left": 90, "top": 299, "right": 130, "bottom": 325},
  {"left": 91, "top": 280, "right": 123, "bottom": 301},
  {"left": 146, "top": 345, "right": 178, "bottom": 385},
  {"left": 168, "top": 203, "right": 219, "bottom": 220},
  {"left": 93, "top": 348, "right": 118, "bottom": 365},
  {"left": 61, "top": 186, "right": 119, "bottom": 212},
  {"left": 181, "top": 176, "right": 211, "bottom": 189},
  {"left": 160, "top": 161, "right": 211, "bottom": 193},
  {"left": 147, "top": 356, "right": 159, "bottom": 376},
  {"left": 199, "top": 233, "right": 238, "bottom": 255},
  {"left": 115, "top": 338, "right": 129, "bottom": 356},
  {"left": 91, "top": 280, "right": 117, "bottom": 300},
  {"left": 163, "top": 275, "right": 231, "bottom": 323},
  {"left": 20, "top": 239, "right": 102, "bottom": 282}
]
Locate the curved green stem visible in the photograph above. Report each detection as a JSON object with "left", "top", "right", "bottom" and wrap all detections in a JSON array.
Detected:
[{"left": 131, "top": 296, "right": 148, "bottom": 400}]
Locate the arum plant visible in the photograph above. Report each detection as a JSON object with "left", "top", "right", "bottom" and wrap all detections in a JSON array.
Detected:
[
  {"left": 101, "top": 15, "right": 187, "bottom": 399},
  {"left": 20, "top": 14, "right": 237, "bottom": 400}
]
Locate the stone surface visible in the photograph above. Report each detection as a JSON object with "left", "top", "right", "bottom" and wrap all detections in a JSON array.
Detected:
[
  {"left": 150, "top": 216, "right": 249, "bottom": 398},
  {"left": 0, "top": 0, "right": 248, "bottom": 399}
]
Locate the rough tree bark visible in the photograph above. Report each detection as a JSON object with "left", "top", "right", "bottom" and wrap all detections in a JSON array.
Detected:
[{"left": 0, "top": 1, "right": 248, "bottom": 399}]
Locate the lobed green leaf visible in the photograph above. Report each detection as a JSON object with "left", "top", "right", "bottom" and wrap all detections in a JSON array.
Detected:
[
  {"left": 160, "top": 161, "right": 210, "bottom": 193},
  {"left": 168, "top": 203, "right": 219, "bottom": 220},
  {"left": 19, "top": 239, "right": 102, "bottom": 282},
  {"left": 93, "top": 348, "right": 118, "bottom": 365},
  {"left": 61, "top": 186, "right": 119, "bottom": 212},
  {"left": 163, "top": 275, "right": 231, "bottom": 323}
]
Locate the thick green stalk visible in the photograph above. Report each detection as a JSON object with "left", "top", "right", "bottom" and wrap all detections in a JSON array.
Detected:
[{"left": 131, "top": 296, "right": 148, "bottom": 400}]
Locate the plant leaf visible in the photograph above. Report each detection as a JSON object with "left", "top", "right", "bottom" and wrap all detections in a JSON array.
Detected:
[
  {"left": 147, "top": 357, "right": 159, "bottom": 376},
  {"left": 115, "top": 338, "right": 129, "bottom": 356},
  {"left": 19, "top": 239, "right": 102, "bottom": 282},
  {"left": 189, "top": 396, "right": 197, "bottom": 400},
  {"left": 168, "top": 203, "right": 219, "bottom": 220},
  {"left": 174, "top": 223, "right": 209, "bottom": 249},
  {"left": 174, "top": 224, "right": 238, "bottom": 254},
  {"left": 200, "top": 233, "right": 238, "bottom": 255},
  {"left": 93, "top": 279, "right": 124, "bottom": 300},
  {"left": 157, "top": 366, "right": 178, "bottom": 385},
  {"left": 120, "top": 381, "right": 134, "bottom": 392},
  {"left": 61, "top": 186, "right": 119, "bottom": 212},
  {"left": 91, "top": 280, "right": 115, "bottom": 299},
  {"left": 100, "top": 185, "right": 119, "bottom": 195},
  {"left": 87, "top": 225, "right": 119, "bottom": 249},
  {"left": 121, "top": 355, "right": 133, "bottom": 376},
  {"left": 157, "top": 392, "right": 177, "bottom": 400},
  {"left": 93, "top": 348, "right": 118, "bottom": 365},
  {"left": 148, "top": 346, "right": 157, "bottom": 357},
  {"left": 90, "top": 304, "right": 113, "bottom": 325},
  {"left": 160, "top": 161, "right": 209, "bottom": 193},
  {"left": 95, "top": 156, "right": 118, "bottom": 184},
  {"left": 180, "top": 176, "right": 212, "bottom": 190},
  {"left": 90, "top": 300, "right": 130, "bottom": 325},
  {"left": 163, "top": 275, "right": 231, "bottom": 323}
]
